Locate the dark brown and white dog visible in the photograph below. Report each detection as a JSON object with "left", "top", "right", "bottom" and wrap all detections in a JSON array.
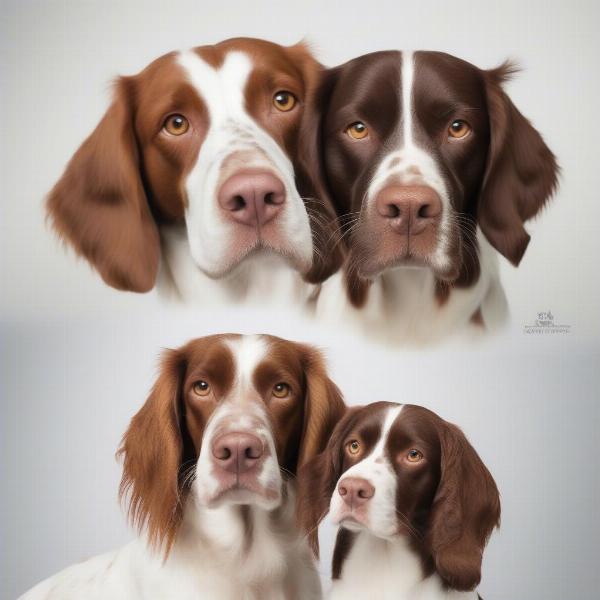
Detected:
[
  {"left": 299, "top": 402, "right": 500, "bottom": 599},
  {"left": 308, "top": 51, "right": 559, "bottom": 343},
  {"left": 46, "top": 39, "right": 343, "bottom": 305},
  {"left": 21, "top": 334, "right": 345, "bottom": 600}
]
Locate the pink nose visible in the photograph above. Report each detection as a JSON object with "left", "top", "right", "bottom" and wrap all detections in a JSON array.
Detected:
[
  {"left": 338, "top": 477, "right": 375, "bottom": 509},
  {"left": 211, "top": 432, "right": 264, "bottom": 474},
  {"left": 375, "top": 185, "right": 442, "bottom": 235},
  {"left": 218, "top": 170, "right": 285, "bottom": 227}
]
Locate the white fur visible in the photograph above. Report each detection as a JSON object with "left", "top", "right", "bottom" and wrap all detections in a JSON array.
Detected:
[
  {"left": 20, "top": 335, "right": 321, "bottom": 600},
  {"left": 156, "top": 50, "right": 315, "bottom": 307},
  {"left": 327, "top": 404, "right": 478, "bottom": 600}
]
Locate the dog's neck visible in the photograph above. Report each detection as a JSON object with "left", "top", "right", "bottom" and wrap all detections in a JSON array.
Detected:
[
  {"left": 316, "top": 230, "right": 507, "bottom": 345},
  {"left": 158, "top": 224, "right": 316, "bottom": 307},
  {"left": 330, "top": 529, "right": 478, "bottom": 600}
]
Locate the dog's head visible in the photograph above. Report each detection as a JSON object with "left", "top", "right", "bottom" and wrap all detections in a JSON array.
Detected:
[
  {"left": 306, "top": 50, "right": 558, "bottom": 305},
  {"left": 299, "top": 402, "right": 500, "bottom": 591},
  {"left": 118, "top": 334, "right": 345, "bottom": 556},
  {"left": 47, "top": 38, "right": 343, "bottom": 292}
]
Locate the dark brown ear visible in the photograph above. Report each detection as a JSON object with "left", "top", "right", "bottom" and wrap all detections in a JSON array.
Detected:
[
  {"left": 297, "top": 406, "right": 357, "bottom": 557},
  {"left": 294, "top": 63, "right": 346, "bottom": 283},
  {"left": 427, "top": 421, "right": 501, "bottom": 591},
  {"left": 46, "top": 76, "right": 160, "bottom": 292},
  {"left": 117, "top": 349, "right": 188, "bottom": 557},
  {"left": 478, "top": 62, "right": 559, "bottom": 266}
]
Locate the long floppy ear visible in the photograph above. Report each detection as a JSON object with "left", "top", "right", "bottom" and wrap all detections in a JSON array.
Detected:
[
  {"left": 427, "top": 421, "right": 501, "bottom": 591},
  {"left": 117, "top": 349, "right": 188, "bottom": 556},
  {"left": 297, "top": 407, "right": 357, "bottom": 557},
  {"left": 46, "top": 76, "right": 160, "bottom": 292},
  {"left": 297, "top": 345, "right": 346, "bottom": 469},
  {"left": 294, "top": 60, "right": 345, "bottom": 283},
  {"left": 478, "top": 62, "right": 559, "bottom": 266}
]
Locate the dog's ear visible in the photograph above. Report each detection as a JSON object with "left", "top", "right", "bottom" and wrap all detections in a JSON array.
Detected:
[
  {"left": 427, "top": 421, "right": 501, "bottom": 591},
  {"left": 296, "top": 345, "right": 346, "bottom": 469},
  {"left": 478, "top": 62, "right": 559, "bottom": 266},
  {"left": 293, "top": 60, "right": 345, "bottom": 283},
  {"left": 46, "top": 76, "right": 160, "bottom": 292},
  {"left": 297, "top": 406, "right": 357, "bottom": 557},
  {"left": 118, "top": 349, "right": 188, "bottom": 557}
]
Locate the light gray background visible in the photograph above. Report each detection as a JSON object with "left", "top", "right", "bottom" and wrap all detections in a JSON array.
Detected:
[{"left": 1, "top": 1, "right": 599, "bottom": 598}]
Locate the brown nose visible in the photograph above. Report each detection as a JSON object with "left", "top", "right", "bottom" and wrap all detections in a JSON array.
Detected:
[
  {"left": 375, "top": 185, "right": 442, "bottom": 235},
  {"left": 338, "top": 477, "right": 375, "bottom": 509},
  {"left": 212, "top": 432, "right": 264, "bottom": 474},
  {"left": 218, "top": 170, "right": 285, "bottom": 227}
]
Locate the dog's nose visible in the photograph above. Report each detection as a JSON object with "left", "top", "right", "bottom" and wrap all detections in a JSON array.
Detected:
[
  {"left": 212, "top": 432, "right": 264, "bottom": 474},
  {"left": 375, "top": 185, "right": 442, "bottom": 235},
  {"left": 338, "top": 477, "right": 375, "bottom": 508},
  {"left": 218, "top": 170, "right": 285, "bottom": 227}
]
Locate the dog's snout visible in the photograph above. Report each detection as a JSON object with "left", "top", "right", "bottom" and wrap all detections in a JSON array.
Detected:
[
  {"left": 376, "top": 185, "right": 442, "bottom": 235},
  {"left": 212, "top": 432, "right": 264, "bottom": 474},
  {"left": 338, "top": 477, "right": 375, "bottom": 508},
  {"left": 218, "top": 170, "right": 285, "bottom": 227}
]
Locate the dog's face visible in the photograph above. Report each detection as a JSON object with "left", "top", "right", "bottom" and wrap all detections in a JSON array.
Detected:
[
  {"left": 310, "top": 51, "right": 558, "bottom": 304},
  {"left": 119, "top": 334, "right": 345, "bottom": 555},
  {"left": 47, "top": 38, "right": 343, "bottom": 292},
  {"left": 299, "top": 402, "right": 500, "bottom": 591}
]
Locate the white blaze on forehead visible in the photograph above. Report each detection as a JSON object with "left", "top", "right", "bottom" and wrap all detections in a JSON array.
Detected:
[
  {"left": 225, "top": 334, "right": 269, "bottom": 388},
  {"left": 177, "top": 50, "right": 252, "bottom": 123},
  {"left": 371, "top": 404, "right": 404, "bottom": 460},
  {"left": 401, "top": 51, "right": 415, "bottom": 147}
]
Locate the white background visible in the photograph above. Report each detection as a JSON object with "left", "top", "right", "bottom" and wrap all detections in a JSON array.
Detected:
[{"left": 1, "top": 1, "right": 599, "bottom": 598}]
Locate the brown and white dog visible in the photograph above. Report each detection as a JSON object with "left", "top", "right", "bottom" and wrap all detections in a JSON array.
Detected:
[
  {"left": 309, "top": 51, "right": 559, "bottom": 344},
  {"left": 21, "top": 334, "right": 345, "bottom": 600},
  {"left": 46, "top": 39, "right": 343, "bottom": 305},
  {"left": 299, "top": 402, "right": 500, "bottom": 599}
]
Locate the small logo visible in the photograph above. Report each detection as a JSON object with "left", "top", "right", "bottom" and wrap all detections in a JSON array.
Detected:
[{"left": 523, "top": 311, "right": 571, "bottom": 335}]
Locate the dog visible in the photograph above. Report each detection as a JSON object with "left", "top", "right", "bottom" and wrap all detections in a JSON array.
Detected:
[
  {"left": 299, "top": 402, "right": 500, "bottom": 599},
  {"left": 306, "top": 51, "right": 559, "bottom": 344},
  {"left": 20, "top": 334, "right": 345, "bottom": 599},
  {"left": 46, "top": 38, "right": 343, "bottom": 305}
]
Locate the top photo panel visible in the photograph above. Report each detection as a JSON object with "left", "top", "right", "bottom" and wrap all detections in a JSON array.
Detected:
[{"left": 46, "top": 38, "right": 559, "bottom": 345}]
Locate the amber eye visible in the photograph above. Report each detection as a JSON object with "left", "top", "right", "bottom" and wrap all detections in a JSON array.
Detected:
[
  {"left": 448, "top": 119, "right": 471, "bottom": 139},
  {"left": 192, "top": 380, "right": 210, "bottom": 397},
  {"left": 407, "top": 449, "right": 423, "bottom": 463},
  {"left": 347, "top": 440, "right": 361, "bottom": 455},
  {"left": 346, "top": 121, "right": 369, "bottom": 140},
  {"left": 273, "top": 91, "right": 297, "bottom": 112},
  {"left": 273, "top": 382, "right": 291, "bottom": 398},
  {"left": 163, "top": 114, "right": 189, "bottom": 136}
]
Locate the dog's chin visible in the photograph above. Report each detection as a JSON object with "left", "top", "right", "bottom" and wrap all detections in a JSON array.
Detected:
[
  {"left": 355, "top": 251, "right": 460, "bottom": 283},
  {"left": 194, "top": 243, "right": 311, "bottom": 280},
  {"left": 203, "top": 484, "right": 282, "bottom": 511}
]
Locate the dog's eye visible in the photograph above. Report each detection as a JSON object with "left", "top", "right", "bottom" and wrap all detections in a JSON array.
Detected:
[
  {"left": 273, "top": 91, "right": 297, "bottom": 112},
  {"left": 272, "top": 382, "right": 291, "bottom": 398},
  {"left": 163, "top": 114, "right": 189, "bottom": 136},
  {"left": 347, "top": 440, "right": 361, "bottom": 455},
  {"left": 448, "top": 119, "right": 471, "bottom": 139},
  {"left": 346, "top": 121, "right": 369, "bottom": 140},
  {"left": 407, "top": 449, "right": 423, "bottom": 462},
  {"left": 192, "top": 380, "right": 211, "bottom": 397}
]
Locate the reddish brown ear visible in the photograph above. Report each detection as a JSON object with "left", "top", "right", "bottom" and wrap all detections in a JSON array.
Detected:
[
  {"left": 117, "top": 350, "right": 188, "bottom": 556},
  {"left": 297, "top": 406, "right": 357, "bottom": 557},
  {"left": 294, "top": 346, "right": 346, "bottom": 553},
  {"left": 294, "top": 62, "right": 346, "bottom": 283},
  {"left": 427, "top": 422, "right": 501, "bottom": 591},
  {"left": 479, "top": 62, "right": 559, "bottom": 266},
  {"left": 297, "top": 346, "right": 346, "bottom": 469},
  {"left": 46, "top": 76, "right": 160, "bottom": 292}
]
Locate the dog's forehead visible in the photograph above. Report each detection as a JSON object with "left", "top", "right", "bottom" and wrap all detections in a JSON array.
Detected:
[{"left": 413, "top": 51, "right": 486, "bottom": 106}]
